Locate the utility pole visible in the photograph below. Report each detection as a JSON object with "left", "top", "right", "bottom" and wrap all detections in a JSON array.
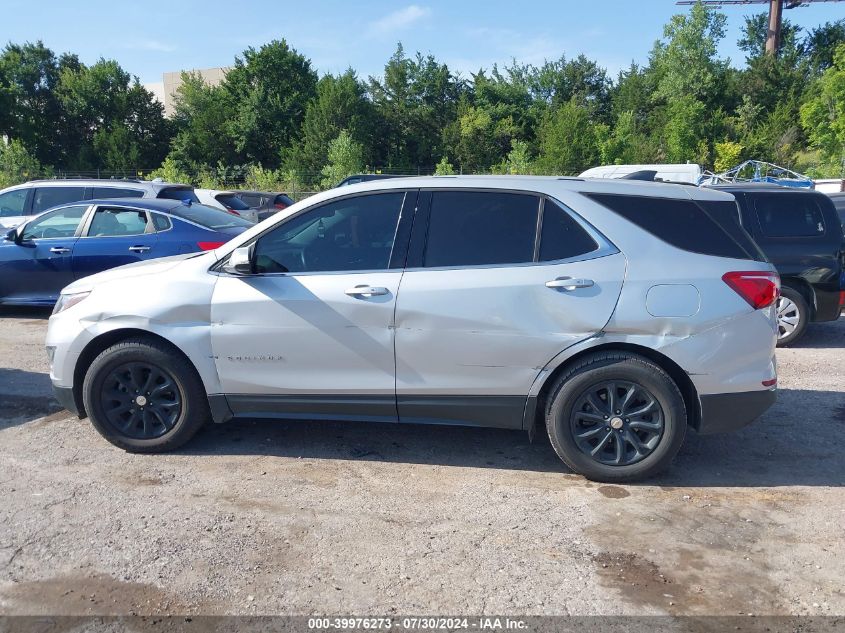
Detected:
[{"left": 676, "top": 0, "right": 844, "bottom": 57}]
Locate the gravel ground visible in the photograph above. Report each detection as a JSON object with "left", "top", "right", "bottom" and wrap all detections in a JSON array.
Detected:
[{"left": 0, "top": 307, "right": 843, "bottom": 617}]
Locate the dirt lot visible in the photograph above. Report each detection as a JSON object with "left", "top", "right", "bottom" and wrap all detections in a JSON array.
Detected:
[{"left": 0, "top": 307, "right": 843, "bottom": 618}]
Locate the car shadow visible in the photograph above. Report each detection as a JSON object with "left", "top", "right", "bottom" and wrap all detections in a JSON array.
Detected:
[
  {"left": 183, "top": 387, "right": 845, "bottom": 487},
  {"left": 790, "top": 319, "right": 845, "bottom": 349},
  {"left": 0, "top": 368, "right": 63, "bottom": 427},
  {"left": 0, "top": 306, "right": 52, "bottom": 320}
]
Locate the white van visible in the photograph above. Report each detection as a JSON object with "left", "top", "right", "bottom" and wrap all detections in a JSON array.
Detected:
[{"left": 579, "top": 164, "right": 703, "bottom": 185}]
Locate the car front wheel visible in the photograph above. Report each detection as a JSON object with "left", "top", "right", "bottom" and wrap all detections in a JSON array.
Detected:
[
  {"left": 82, "top": 337, "right": 209, "bottom": 452},
  {"left": 545, "top": 352, "right": 687, "bottom": 482}
]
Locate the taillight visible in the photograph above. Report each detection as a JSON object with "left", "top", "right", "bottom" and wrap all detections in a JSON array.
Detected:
[
  {"left": 722, "top": 271, "right": 780, "bottom": 309},
  {"left": 197, "top": 241, "right": 225, "bottom": 251},
  {"left": 839, "top": 290, "right": 845, "bottom": 309},
  {"left": 225, "top": 208, "right": 241, "bottom": 216}
]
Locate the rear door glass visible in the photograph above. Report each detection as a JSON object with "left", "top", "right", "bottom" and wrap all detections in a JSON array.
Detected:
[
  {"left": 32, "top": 187, "right": 86, "bottom": 213},
  {"left": 753, "top": 194, "right": 826, "bottom": 238},
  {"left": 92, "top": 187, "right": 144, "bottom": 199}
]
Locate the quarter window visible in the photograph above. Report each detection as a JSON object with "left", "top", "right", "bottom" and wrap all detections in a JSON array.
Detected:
[
  {"left": 92, "top": 187, "right": 144, "bottom": 199},
  {"left": 21, "top": 205, "right": 88, "bottom": 240},
  {"left": 88, "top": 208, "right": 150, "bottom": 237},
  {"left": 151, "top": 213, "right": 172, "bottom": 231},
  {"left": 32, "top": 187, "right": 86, "bottom": 213},
  {"left": 424, "top": 191, "right": 539, "bottom": 267},
  {"left": 754, "top": 194, "right": 825, "bottom": 238},
  {"left": 538, "top": 199, "right": 598, "bottom": 261},
  {"left": 253, "top": 192, "right": 405, "bottom": 274}
]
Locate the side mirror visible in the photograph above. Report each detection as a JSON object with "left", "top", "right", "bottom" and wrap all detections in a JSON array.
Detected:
[
  {"left": 222, "top": 245, "right": 254, "bottom": 275},
  {"left": 4, "top": 228, "right": 18, "bottom": 243}
]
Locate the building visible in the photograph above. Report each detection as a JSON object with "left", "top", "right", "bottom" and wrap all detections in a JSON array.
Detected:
[{"left": 144, "top": 67, "right": 229, "bottom": 117}]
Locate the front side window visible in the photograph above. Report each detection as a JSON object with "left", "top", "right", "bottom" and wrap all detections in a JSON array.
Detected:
[
  {"left": 253, "top": 192, "right": 405, "bottom": 274},
  {"left": 32, "top": 187, "right": 86, "bottom": 213},
  {"left": 0, "top": 189, "right": 29, "bottom": 217},
  {"left": 88, "top": 207, "right": 150, "bottom": 237},
  {"left": 424, "top": 191, "right": 539, "bottom": 268},
  {"left": 754, "top": 194, "right": 825, "bottom": 238},
  {"left": 21, "top": 205, "right": 88, "bottom": 240}
]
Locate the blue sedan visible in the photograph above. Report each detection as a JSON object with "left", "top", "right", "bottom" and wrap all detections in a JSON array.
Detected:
[{"left": 0, "top": 198, "right": 252, "bottom": 306}]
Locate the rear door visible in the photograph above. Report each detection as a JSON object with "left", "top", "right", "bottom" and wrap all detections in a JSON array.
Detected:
[
  {"left": 393, "top": 190, "right": 626, "bottom": 428},
  {"left": 72, "top": 205, "right": 159, "bottom": 279}
]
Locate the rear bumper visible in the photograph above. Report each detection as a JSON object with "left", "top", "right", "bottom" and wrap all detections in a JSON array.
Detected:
[{"left": 696, "top": 389, "right": 776, "bottom": 434}]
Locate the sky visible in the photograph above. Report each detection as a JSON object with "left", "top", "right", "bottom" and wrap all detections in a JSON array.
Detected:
[{"left": 1, "top": 0, "right": 843, "bottom": 86}]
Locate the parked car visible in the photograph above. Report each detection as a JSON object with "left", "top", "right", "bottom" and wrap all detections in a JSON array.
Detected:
[
  {"left": 579, "top": 163, "right": 703, "bottom": 185},
  {"left": 233, "top": 191, "right": 295, "bottom": 221},
  {"left": 709, "top": 184, "right": 845, "bottom": 346},
  {"left": 828, "top": 192, "right": 845, "bottom": 231},
  {"left": 0, "top": 179, "right": 198, "bottom": 230},
  {"left": 1, "top": 199, "right": 250, "bottom": 306},
  {"left": 46, "top": 176, "right": 779, "bottom": 482},
  {"left": 194, "top": 189, "right": 259, "bottom": 223}
]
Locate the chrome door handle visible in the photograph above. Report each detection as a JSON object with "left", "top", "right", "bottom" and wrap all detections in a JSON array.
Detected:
[
  {"left": 546, "top": 277, "right": 594, "bottom": 290},
  {"left": 128, "top": 245, "right": 151, "bottom": 253},
  {"left": 49, "top": 247, "right": 71, "bottom": 254},
  {"left": 345, "top": 285, "right": 389, "bottom": 297}
]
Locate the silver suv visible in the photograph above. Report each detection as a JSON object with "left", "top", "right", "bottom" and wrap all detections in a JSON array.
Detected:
[
  {"left": 0, "top": 179, "right": 198, "bottom": 229},
  {"left": 46, "top": 176, "right": 779, "bottom": 481}
]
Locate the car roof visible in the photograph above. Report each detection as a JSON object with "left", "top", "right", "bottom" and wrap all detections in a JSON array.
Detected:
[
  {"left": 707, "top": 183, "right": 816, "bottom": 192},
  {"left": 5, "top": 179, "right": 191, "bottom": 189},
  {"left": 84, "top": 198, "right": 186, "bottom": 211}
]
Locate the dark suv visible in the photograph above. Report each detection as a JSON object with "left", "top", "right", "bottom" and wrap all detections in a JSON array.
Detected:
[{"left": 711, "top": 184, "right": 845, "bottom": 346}]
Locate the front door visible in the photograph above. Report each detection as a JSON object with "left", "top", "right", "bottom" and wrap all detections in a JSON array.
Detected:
[
  {"left": 210, "top": 190, "right": 415, "bottom": 421},
  {"left": 394, "top": 191, "right": 626, "bottom": 428},
  {"left": 0, "top": 204, "right": 89, "bottom": 304}
]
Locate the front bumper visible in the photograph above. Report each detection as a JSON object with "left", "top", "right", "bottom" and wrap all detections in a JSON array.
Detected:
[
  {"left": 52, "top": 384, "right": 80, "bottom": 416},
  {"left": 696, "top": 389, "right": 777, "bottom": 434}
]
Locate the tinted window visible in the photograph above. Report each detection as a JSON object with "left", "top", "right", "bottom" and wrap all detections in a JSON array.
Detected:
[
  {"left": 216, "top": 193, "right": 251, "bottom": 210},
  {"left": 696, "top": 200, "right": 767, "bottom": 262},
  {"left": 539, "top": 199, "right": 598, "bottom": 261},
  {"left": 169, "top": 203, "right": 252, "bottom": 230},
  {"left": 424, "top": 192, "right": 539, "bottom": 267},
  {"left": 21, "top": 205, "right": 88, "bottom": 240},
  {"left": 88, "top": 208, "right": 149, "bottom": 236},
  {"left": 585, "top": 193, "right": 758, "bottom": 260},
  {"left": 92, "top": 187, "right": 144, "bottom": 199},
  {"left": 151, "top": 213, "right": 172, "bottom": 231},
  {"left": 253, "top": 192, "right": 404, "bottom": 274},
  {"left": 238, "top": 193, "right": 264, "bottom": 207},
  {"left": 754, "top": 194, "right": 825, "bottom": 238},
  {"left": 32, "top": 187, "right": 86, "bottom": 213},
  {"left": 157, "top": 187, "right": 199, "bottom": 203},
  {"left": 275, "top": 194, "right": 294, "bottom": 208},
  {"left": 0, "top": 189, "right": 29, "bottom": 217}
]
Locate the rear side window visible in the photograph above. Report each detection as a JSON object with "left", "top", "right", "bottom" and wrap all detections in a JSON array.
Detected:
[
  {"left": 216, "top": 193, "right": 251, "bottom": 210},
  {"left": 539, "top": 199, "right": 598, "bottom": 261},
  {"left": 157, "top": 187, "right": 199, "bottom": 203},
  {"left": 151, "top": 213, "right": 172, "bottom": 231},
  {"left": 32, "top": 187, "right": 86, "bottom": 213},
  {"left": 92, "top": 187, "right": 144, "bottom": 199},
  {"left": 424, "top": 191, "right": 539, "bottom": 267},
  {"left": 585, "top": 193, "right": 761, "bottom": 261},
  {"left": 753, "top": 194, "right": 825, "bottom": 238},
  {"left": 0, "top": 189, "right": 29, "bottom": 217}
]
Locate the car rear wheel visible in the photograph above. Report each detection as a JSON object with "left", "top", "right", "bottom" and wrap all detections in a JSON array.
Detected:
[
  {"left": 545, "top": 352, "right": 687, "bottom": 482},
  {"left": 82, "top": 338, "right": 209, "bottom": 452},
  {"left": 776, "top": 287, "right": 809, "bottom": 347}
]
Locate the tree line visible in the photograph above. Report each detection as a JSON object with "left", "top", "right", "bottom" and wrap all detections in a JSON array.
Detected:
[{"left": 1, "top": 2, "right": 844, "bottom": 192}]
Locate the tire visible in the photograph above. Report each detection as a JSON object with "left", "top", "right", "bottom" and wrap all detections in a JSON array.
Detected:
[
  {"left": 545, "top": 352, "right": 687, "bottom": 483},
  {"left": 776, "top": 287, "right": 809, "bottom": 347},
  {"left": 82, "top": 337, "right": 210, "bottom": 453}
]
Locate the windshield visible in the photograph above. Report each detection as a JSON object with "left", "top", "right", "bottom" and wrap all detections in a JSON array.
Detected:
[
  {"left": 169, "top": 203, "right": 253, "bottom": 229},
  {"left": 216, "top": 193, "right": 252, "bottom": 210}
]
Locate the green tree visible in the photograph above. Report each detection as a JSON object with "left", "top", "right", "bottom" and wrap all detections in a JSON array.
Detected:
[
  {"left": 223, "top": 40, "right": 318, "bottom": 166},
  {"left": 535, "top": 100, "right": 601, "bottom": 175},
  {"left": 801, "top": 44, "right": 845, "bottom": 173},
  {"left": 320, "top": 130, "right": 364, "bottom": 189},
  {"left": 434, "top": 156, "right": 456, "bottom": 175},
  {"left": 714, "top": 140, "right": 744, "bottom": 172},
  {"left": 0, "top": 139, "right": 45, "bottom": 188},
  {"left": 499, "top": 139, "right": 533, "bottom": 174}
]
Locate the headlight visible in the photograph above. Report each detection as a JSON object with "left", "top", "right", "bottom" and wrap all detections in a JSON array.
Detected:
[{"left": 52, "top": 291, "right": 91, "bottom": 315}]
